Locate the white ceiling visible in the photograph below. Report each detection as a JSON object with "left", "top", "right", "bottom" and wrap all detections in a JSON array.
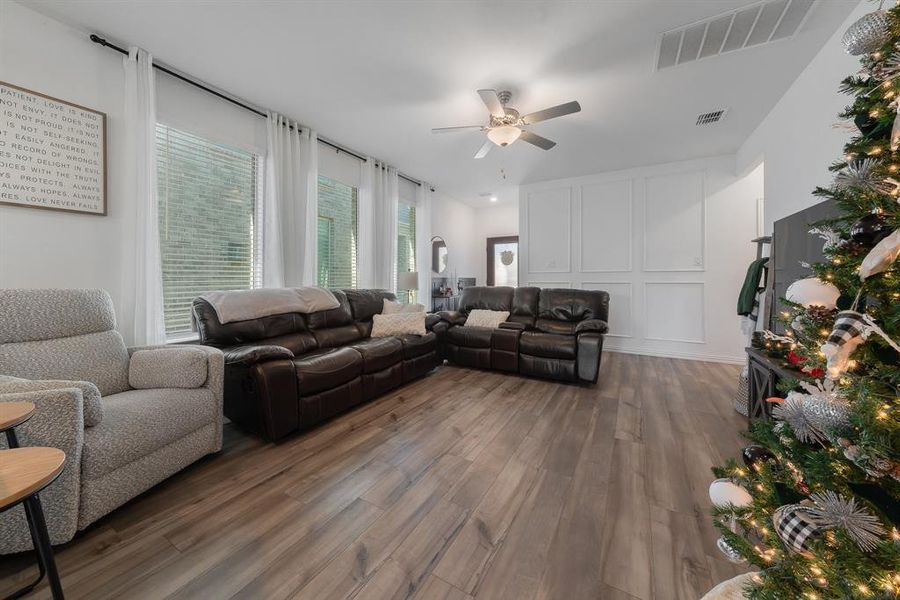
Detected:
[{"left": 20, "top": 0, "right": 857, "bottom": 206}]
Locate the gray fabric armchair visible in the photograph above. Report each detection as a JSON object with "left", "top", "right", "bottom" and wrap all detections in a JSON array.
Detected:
[{"left": 0, "top": 289, "right": 223, "bottom": 554}]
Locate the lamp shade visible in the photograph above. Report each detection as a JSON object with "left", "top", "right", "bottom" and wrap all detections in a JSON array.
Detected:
[
  {"left": 487, "top": 126, "right": 522, "bottom": 147},
  {"left": 398, "top": 271, "right": 419, "bottom": 291},
  {"left": 785, "top": 277, "right": 840, "bottom": 309}
]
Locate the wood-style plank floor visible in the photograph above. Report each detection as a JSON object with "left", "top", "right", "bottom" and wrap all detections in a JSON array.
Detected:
[{"left": 0, "top": 353, "right": 750, "bottom": 600}]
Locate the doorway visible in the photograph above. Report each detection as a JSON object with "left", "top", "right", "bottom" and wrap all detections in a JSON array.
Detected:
[{"left": 486, "top": 236, "right": 519, "bottom": 286}]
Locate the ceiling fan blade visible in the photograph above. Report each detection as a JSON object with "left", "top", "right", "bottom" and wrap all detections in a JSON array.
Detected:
[
  {"left": 519, "top": 130, "right": 556, "bottom": 151},
  {"left": 432, "top": 125, "right": 485, "bottom": 134},
  {"left": 477, "top": 89, "right": 505, "bottom": 119},
  {"left": 521, "top": 101, "right": 581, "bottom": 125},
  {"left": 474, "top": 139, "right": 493, "bottom": 159}
]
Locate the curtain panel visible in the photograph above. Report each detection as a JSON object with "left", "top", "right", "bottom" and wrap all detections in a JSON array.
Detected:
[
  {"left": 360, "top": 159, "right": 399, "bottom": 291},
  {"left": 263, "top": 113, "right": 318, "bottom": 288},
  {"left": 415, "top": 184, "right": 433, "bottom": 306},
  {"left": 123, "top": 47, "right": 166, "bottom": 345}
]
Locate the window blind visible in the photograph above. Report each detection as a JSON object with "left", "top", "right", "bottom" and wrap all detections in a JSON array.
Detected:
[
  {"left": 156, "top": 124, "right": 263, "bottom": 338},
  {"left": 397, "top": 202, "right": 417, "bottom": 302},
  {"left": 317, "top": 175, "right": 358, "bottom": 289}
]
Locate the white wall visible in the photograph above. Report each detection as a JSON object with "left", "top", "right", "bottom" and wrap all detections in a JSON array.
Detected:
[
  {"left": 0, "top": 1, "right": 134, "bottom": 331},
  {"left": 520, "top": 156, "right": 763, "bottom": 363},
  {"left": 429, "top": 191, "right": 479, "bottom": 282},
  {"left": 473, "top": 193, "right": 518, "bottom": 286},
  {"left": 737, "top": 1, "right": 867, "bottom": 232},
  {"left": 0, "top": 1, "right": 267, "bottom": 343}
]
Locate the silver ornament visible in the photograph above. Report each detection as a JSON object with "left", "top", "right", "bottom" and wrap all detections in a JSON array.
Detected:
[
  {"left": 833, "top": 159, "right": 892, "bottom": 194},
  {"left": 772, "top": 393, "right": 822, "bottom": 443},
  {"left": 807, "top": 491, "right": 886, "bottom": 552},
  {"left": 842, "top": 10, "right": 891, "bottom": 56},
  {"left": 801, "top": 396, "right": 851, "bottom": 436}
]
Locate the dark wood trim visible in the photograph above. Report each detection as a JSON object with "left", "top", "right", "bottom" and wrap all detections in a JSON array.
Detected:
[
  {"left": 0, "top": 80, "right": 107, "bottom": 216},
  {"left": 486, "top": 235, "right": 519, "bottom": 286}
]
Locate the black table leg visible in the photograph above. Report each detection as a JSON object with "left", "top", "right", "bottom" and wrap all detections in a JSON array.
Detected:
[
  {"left": 20, "top": 494, "right": 64, "bottom": 600},
  {"left": 5, "top": 428, "right": 20, "bottom": 449}
]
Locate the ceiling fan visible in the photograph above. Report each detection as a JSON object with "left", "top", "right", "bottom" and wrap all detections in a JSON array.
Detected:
[{"left": 432, "top": 89, "right": 581, "bottom": 159}]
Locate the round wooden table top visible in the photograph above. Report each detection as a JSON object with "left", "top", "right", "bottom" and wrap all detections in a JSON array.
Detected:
[
  {"left": 0, "top": 447, "right": 66, "bottom": 510},
  {"left": 0, "top": 402, "right": 35, "bottom": 432}
]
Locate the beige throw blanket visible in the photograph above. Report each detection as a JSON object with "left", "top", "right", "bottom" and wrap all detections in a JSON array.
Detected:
[{"left": 199, "top": 287, "right": 340, "bottom": 324}]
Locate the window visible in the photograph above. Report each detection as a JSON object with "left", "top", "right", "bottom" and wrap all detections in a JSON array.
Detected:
[
  {"left": 396, "top": 201, "right": 417, "bottom": 302},
  {"left": 317, "top": 175, "right": 358, "bottom": 288},
  {"left": 156, "top": 125, "right": 262, "bottom": 338}
]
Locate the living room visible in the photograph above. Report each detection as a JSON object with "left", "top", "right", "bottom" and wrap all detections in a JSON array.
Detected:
[{"left": 1, "top": 1, "right": 899, "bottom": 599}]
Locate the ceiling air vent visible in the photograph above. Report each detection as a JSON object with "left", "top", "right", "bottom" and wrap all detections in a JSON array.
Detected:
[
  {"left": 656, "top": 0, "right": 815, "bottom": 70},
  {"left": 696, "top": 109, "right": 728, "bottom": 125}
]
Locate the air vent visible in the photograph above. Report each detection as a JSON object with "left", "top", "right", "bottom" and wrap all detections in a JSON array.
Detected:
[
  {"left": 656, "top": 0, "right": 815, "bottom": 70},
  {"left": 696, "top": 109, "right": 728, "bottom": 125}
]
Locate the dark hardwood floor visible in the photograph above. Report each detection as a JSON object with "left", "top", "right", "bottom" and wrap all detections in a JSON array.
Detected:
[{"left": 0, "top": 353, "right": 750, "bottom": 600}]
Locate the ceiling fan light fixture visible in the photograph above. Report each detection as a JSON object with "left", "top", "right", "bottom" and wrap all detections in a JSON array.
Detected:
[{"left": 487, "top": 125, "right": 521, "bottom": 147}]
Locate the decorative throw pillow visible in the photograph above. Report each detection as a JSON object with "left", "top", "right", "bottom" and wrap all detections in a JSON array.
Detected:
[
  {"left": 371, "top": 313, "right": 427, "bottom": 337},
  {"left": 464, "top": 309, "right": 511, "bottom": 329},
  {"left": 382, "top": 299, "right": 426, "bottom": 314}
]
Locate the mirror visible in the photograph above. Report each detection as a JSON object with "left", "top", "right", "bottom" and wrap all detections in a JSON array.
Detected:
[{"left": 431, "top": 236, "right": 448, "bottom": 274}]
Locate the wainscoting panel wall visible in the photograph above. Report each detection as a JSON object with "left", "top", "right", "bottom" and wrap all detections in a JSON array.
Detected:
[
  {"left": 643, "top": 171, "right": 704, "bottom": 271},
  {"left": 526, "top": 187, "right": 571, "bottom": 273},
  {"left": 519, "top": 155, "right": 762, "bottom": 363},
  {"left": 581, "top": 180, "right": 632, "bottom": 272}
]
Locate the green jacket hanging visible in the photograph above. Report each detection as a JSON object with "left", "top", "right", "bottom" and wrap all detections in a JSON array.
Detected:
[{"left": 737, "top": 257, "right": 769, "bottom": 316}]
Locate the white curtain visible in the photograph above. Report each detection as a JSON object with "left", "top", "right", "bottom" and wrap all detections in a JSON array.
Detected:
[
  {"left": 123, "top": 47, "right": 165, "bottom": 345},
  {"left": 360, "top": 159, "right": 399, "bottom": 291},
  {"left": 415, "top": 183, "right": 433, "bottom": 306},
  {"left": 263, "top": 113, "right": 318, "bottom": 288}
]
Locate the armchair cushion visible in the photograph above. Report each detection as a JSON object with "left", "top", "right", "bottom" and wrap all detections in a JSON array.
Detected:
[
  {"left": 223, "top": 345, "right": 293, "bottom": 367},
  {"left": 0, "top": 375, "right": 102, "bottom": 427},
  {"left": 82, "top": 387, "right": 218, "bottom": 480},
  {"left": 575, "top": 319, "right": 610, "bottom": 335},
  {"left": 128, "top": 347, "right": 209, "bottom": 390},
  {"left": 0, "top": 330, "right": 130, "bottom": 397}
]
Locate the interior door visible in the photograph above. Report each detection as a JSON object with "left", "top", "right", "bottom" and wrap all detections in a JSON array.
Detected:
[{"left": 486, "top": 236, "right": 519, "bottom": 286}]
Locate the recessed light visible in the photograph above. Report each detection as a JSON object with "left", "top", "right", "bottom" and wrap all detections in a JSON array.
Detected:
[{"left": 490, "top": 196, "right": 497, "bottom": 202}]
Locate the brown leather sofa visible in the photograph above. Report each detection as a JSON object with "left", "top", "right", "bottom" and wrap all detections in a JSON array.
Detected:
[
  {"left": 436, "top": 286, "right": 609, "bottom": 384},
  {"left": 193, "top": 289, "right": 442, "bottom": 441}
]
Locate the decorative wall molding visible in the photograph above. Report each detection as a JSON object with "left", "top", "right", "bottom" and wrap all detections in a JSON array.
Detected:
[
  {"left": 580, "top": 180, "right": 632, "bottom": 272},
  {"left": 642, "top": 170, "right": 705, "bottom": 272},
  {"left": 525, "top": 187, "right": 572, "bottom": 273},
  {"left": 643, "top": 281, "right": 705, "bottom": 344}
]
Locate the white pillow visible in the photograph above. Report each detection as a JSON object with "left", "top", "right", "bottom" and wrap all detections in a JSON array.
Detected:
[
  {"left": 464, "top": 309, "right": 510, "bottom": 329},
  {"left": 371, "top": 312, "right": 427, "bottom": 337},
  {"left": 382, "top": 298, "right": 426, "bottom": 314}
]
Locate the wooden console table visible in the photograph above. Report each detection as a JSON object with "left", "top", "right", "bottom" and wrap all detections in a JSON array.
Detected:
[{"left": 746, "top": 348, "right": 804, "bottom": 422}]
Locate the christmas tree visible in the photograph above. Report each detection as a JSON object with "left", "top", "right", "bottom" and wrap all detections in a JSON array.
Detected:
[{"left": 710, "top": 6, "right": 900, "bottom": 599}]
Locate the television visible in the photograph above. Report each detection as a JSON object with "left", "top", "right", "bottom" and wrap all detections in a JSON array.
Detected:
[{"left": 769, "top": 199, "right": 842, "bottom": 332}]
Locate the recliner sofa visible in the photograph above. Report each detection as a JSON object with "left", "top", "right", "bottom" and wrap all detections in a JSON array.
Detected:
[
  {"left": 436, "top": 286, "right": 608, "bottom": 384},
  {"left": 193, "top": 289, "right": 442, "bottom": 441}
]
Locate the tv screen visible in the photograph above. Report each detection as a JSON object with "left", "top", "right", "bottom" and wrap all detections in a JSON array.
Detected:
[{"left": 770, "top": 199, "right": 841, "bottom": 332}]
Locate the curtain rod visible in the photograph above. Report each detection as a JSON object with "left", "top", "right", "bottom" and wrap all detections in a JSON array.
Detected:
[{"left": 89, "top": 34, "right": 431, "bottom": 190}]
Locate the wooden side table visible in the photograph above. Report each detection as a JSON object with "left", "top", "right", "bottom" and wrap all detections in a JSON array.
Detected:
[{"left": 1, "top": 402, "right": 66, "bottom": 600}]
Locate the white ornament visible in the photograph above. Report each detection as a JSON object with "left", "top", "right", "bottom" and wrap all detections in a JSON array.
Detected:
[
  {"left": 785, "top": 277, "right": 841, "bottom": 309},
  {"left": 859, "top": 228, "right": 900, "bottom": 280},
  {"left": 709, "top": 479, "right": 753, "bottom": 509}
]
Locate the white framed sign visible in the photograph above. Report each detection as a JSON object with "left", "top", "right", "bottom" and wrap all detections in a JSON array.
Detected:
[{"left": 0, "top": 81, "right": 107, "bottom": 215}]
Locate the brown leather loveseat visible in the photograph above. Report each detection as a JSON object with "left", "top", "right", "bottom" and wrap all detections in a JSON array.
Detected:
[
  {"left": 436, "top": 286, "right": 609, "bottom": 384},
  {"left": 193, "top": 289, "right": 441, "bottom": 441}
]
